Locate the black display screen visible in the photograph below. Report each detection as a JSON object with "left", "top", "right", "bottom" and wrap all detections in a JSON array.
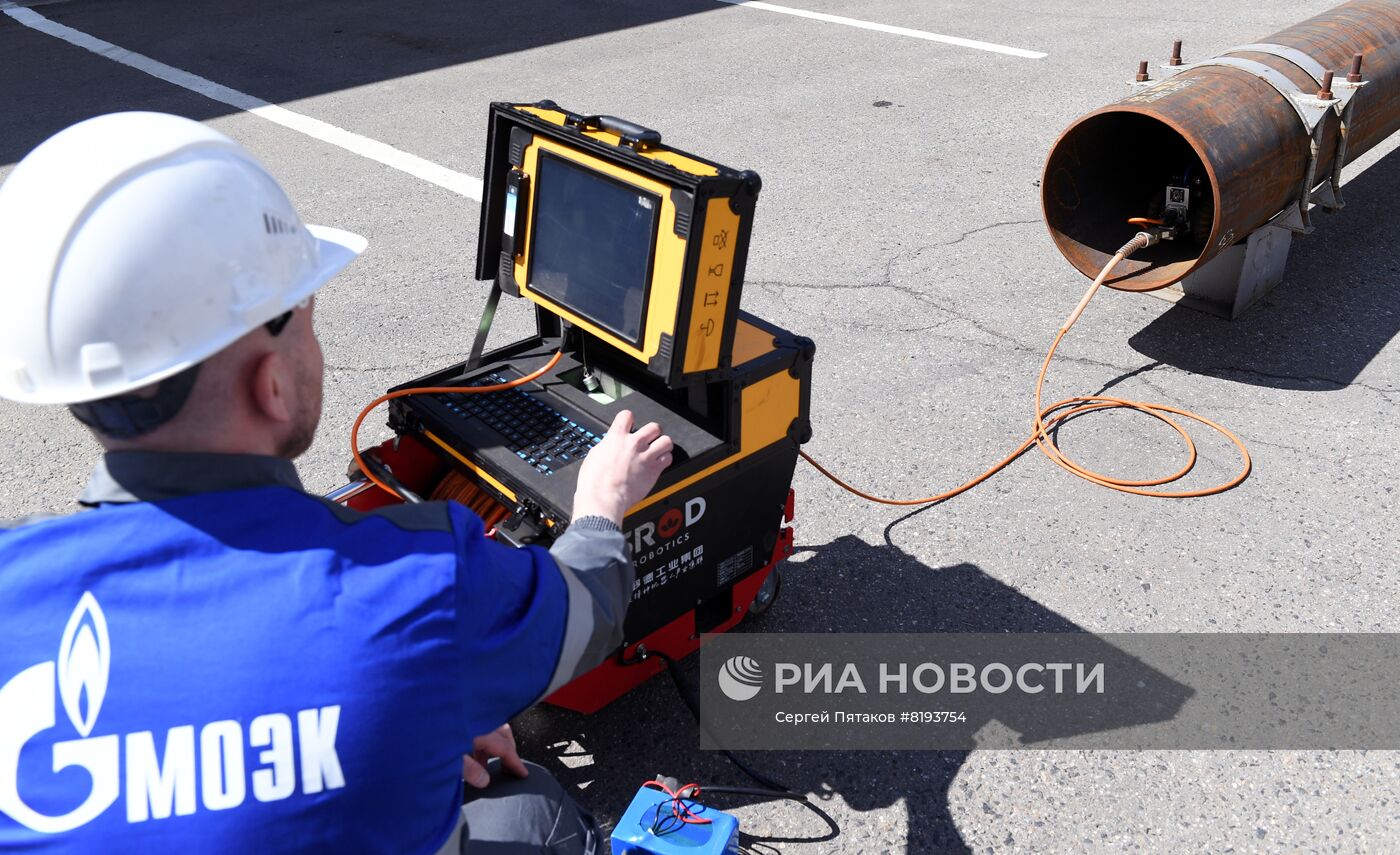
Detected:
[{"left": 529, "top": 153, "right": 660, "bottom": 345}]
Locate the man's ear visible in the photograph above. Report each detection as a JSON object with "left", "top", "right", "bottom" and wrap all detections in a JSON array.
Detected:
[{"left": 249, "top": 351, "right": 294, "bottom": 423}]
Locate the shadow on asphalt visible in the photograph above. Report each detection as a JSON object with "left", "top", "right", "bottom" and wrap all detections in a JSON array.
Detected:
[
  {"left": 516, "top": 535, "right": 1191, "bottom": 853},
  {"left": 0, "top": 0, "right": 720, "bottom": 166},
  {"left": 1128, "top": 146, "right": 1400, "bottom": 390}
]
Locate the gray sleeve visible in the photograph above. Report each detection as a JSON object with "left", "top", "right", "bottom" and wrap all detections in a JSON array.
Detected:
[{"left": 540, "top": 524, "right": 635, "bottom": 693}]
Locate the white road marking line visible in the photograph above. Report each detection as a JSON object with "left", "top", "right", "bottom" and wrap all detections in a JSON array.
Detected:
[
  {"left": 713, "top": 0, "right": 1047, "bottom": 59},
  {"left": 2, "top": 6, "right": 484, "bottom": 200},
  {"left": 0, "top": 1, "right": 77, "bottom": 9}
]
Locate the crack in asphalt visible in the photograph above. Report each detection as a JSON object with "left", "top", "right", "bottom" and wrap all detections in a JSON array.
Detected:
[
  {"left": 759, "top": 273, "right": 1173, "bottom": 389},
  {"left": 930, "top": 218, "right": 1042, "bottom": 249},
  {"left": 1203, "top": 367, "right": 1400, "bottom": 403}
]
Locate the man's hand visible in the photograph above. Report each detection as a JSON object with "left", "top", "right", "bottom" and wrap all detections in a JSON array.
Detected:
[
  {"left": 462, "top": 724, "right": 528, "bottom": 789},
  {"left": 573, "top": 410, "right": 673, "bottom": 526}
]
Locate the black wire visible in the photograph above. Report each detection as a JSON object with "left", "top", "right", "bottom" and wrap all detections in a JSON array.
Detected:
[
  {"left": 620, "top": 646, "right": 840, "bottom": 843},
  {"left": 702, "top": 787, "right": 841, "bottom": 846},
  {"left": 698, "top": 786, "right": 807, "bottom": 801},
  {"left": 641, "top": 782, "right": 704, "bottom": 836},
  {"left": 360, "top": 450, "right": 423, "bottom": 504},
  {"left": 626, "top": 647, "right": 791, "bottom": 792}
]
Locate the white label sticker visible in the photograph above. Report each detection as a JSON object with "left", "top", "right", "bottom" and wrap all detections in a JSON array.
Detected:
[
  {"left": 717, "top": 546, "right": 754, "bottom": 587},
  {"left": 503, "top": 189, "right": 518, "bottom": 238}
]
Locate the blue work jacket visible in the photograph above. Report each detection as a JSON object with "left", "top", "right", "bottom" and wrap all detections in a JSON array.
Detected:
[{"left": 0, "top": 451, "right": 630, "bottom": 853}]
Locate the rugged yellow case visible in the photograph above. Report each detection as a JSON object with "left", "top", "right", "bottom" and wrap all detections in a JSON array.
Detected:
[{"left": 475, "top": 101, "right": 762, "bottom": 387}]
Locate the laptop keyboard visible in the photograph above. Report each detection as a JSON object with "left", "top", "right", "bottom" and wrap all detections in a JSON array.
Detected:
[{"left": 435, "top": 372, "right": 602, "bottom": 477}]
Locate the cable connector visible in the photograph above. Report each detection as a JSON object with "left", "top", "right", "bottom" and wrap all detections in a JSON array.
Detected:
[{"left": 1119, "top": 230, "right": 1159, "bottom": 257}]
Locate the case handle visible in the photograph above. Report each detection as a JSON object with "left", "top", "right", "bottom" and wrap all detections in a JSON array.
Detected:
[{"left": 575, "top": 114, "right": 663, "bottom": 149}]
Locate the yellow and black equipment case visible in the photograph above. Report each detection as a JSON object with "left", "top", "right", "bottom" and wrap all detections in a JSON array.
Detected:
[{"left": 388, "top": 101, "right": 814, "bottom": 643}]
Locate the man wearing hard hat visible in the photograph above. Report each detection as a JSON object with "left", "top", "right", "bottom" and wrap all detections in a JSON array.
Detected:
[{"left": 0, "top": 113, "right": 672, "bottom": 854}]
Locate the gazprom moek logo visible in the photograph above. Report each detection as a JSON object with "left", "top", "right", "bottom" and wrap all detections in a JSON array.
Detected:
[{"left": 0, "top": 592, "right": 346, "bottom": 833}]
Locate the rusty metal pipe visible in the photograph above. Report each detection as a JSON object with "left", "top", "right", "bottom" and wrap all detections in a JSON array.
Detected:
[{"left": 1042, "top": 0, "right": 1400, "bottom": 291}]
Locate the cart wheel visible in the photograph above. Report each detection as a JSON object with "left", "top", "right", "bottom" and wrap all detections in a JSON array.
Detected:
[{"left": 747, "top": 568, "right": 781, "bottom": 618}]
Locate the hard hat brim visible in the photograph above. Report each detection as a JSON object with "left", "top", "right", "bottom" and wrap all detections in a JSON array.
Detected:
[{"left": 304, "top": 225, "right": 368, "bottom": 295}]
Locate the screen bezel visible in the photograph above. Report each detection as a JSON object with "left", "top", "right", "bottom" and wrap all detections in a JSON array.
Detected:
[{"left": 524, "top": 150, "right": 661, "bottom": 350}]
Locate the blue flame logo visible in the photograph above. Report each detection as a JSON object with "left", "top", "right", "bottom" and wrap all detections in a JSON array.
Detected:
[
  {"left": 58, "top": 592, "right": 109, "bottom": 738},
  {"left": 0, "top": 591, "right": 119, "bottom": 832}
]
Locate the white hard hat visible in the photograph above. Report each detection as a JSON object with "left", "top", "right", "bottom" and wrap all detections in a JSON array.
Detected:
[{"left": 0, "top": 112, "right": 366, "bottom": 405}]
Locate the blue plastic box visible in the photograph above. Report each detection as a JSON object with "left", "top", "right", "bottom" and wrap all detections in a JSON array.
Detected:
[{"left": 610, "top": 785, "right": 741, "bottom": 855}]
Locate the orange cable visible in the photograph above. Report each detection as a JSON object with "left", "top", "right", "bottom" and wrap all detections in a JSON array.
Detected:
[
  {"left": 431, "top": 470, "right": 516, "bottom": 533},
  {"left": 349, "top": 351, "right": 564, "bottom": 500},
  {"left": 800, "top": 239, "right": 1251, "bottom": 505},
  {"left": 1127, "top": 216, "right": 1166, "bottom": 227}
]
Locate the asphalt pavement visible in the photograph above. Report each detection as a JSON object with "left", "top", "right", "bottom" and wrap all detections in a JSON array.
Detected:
[{"left": 3, "top": 0, "right": 1398, "bottom": 851}]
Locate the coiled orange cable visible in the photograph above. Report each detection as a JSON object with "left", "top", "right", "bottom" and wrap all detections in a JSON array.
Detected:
[
  {"left": 349, "top": 351, "right": 564, "bottom": 499},
  {"left": 800, "top": 235, "right": 1252, "bottom": 505},
  {"left": 430, "top": 470, "right": 512, "bottom": 528}
]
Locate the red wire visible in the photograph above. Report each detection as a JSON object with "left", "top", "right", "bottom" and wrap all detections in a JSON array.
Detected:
[
  {"left": 674, "top": 783, "right": 711, "bottom": 825},
  {"left": 642, "top": 780, "right": 713, "bottom": 825}
]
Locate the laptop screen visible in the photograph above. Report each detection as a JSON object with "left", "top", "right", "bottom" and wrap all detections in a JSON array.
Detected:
[{"left": 528, "top": 152, "right": 661, "bottom": 346}]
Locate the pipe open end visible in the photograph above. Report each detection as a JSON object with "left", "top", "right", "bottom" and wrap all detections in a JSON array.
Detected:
[{"left": 1042, "top": 110, "right": 1216, "bottom": 292}]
